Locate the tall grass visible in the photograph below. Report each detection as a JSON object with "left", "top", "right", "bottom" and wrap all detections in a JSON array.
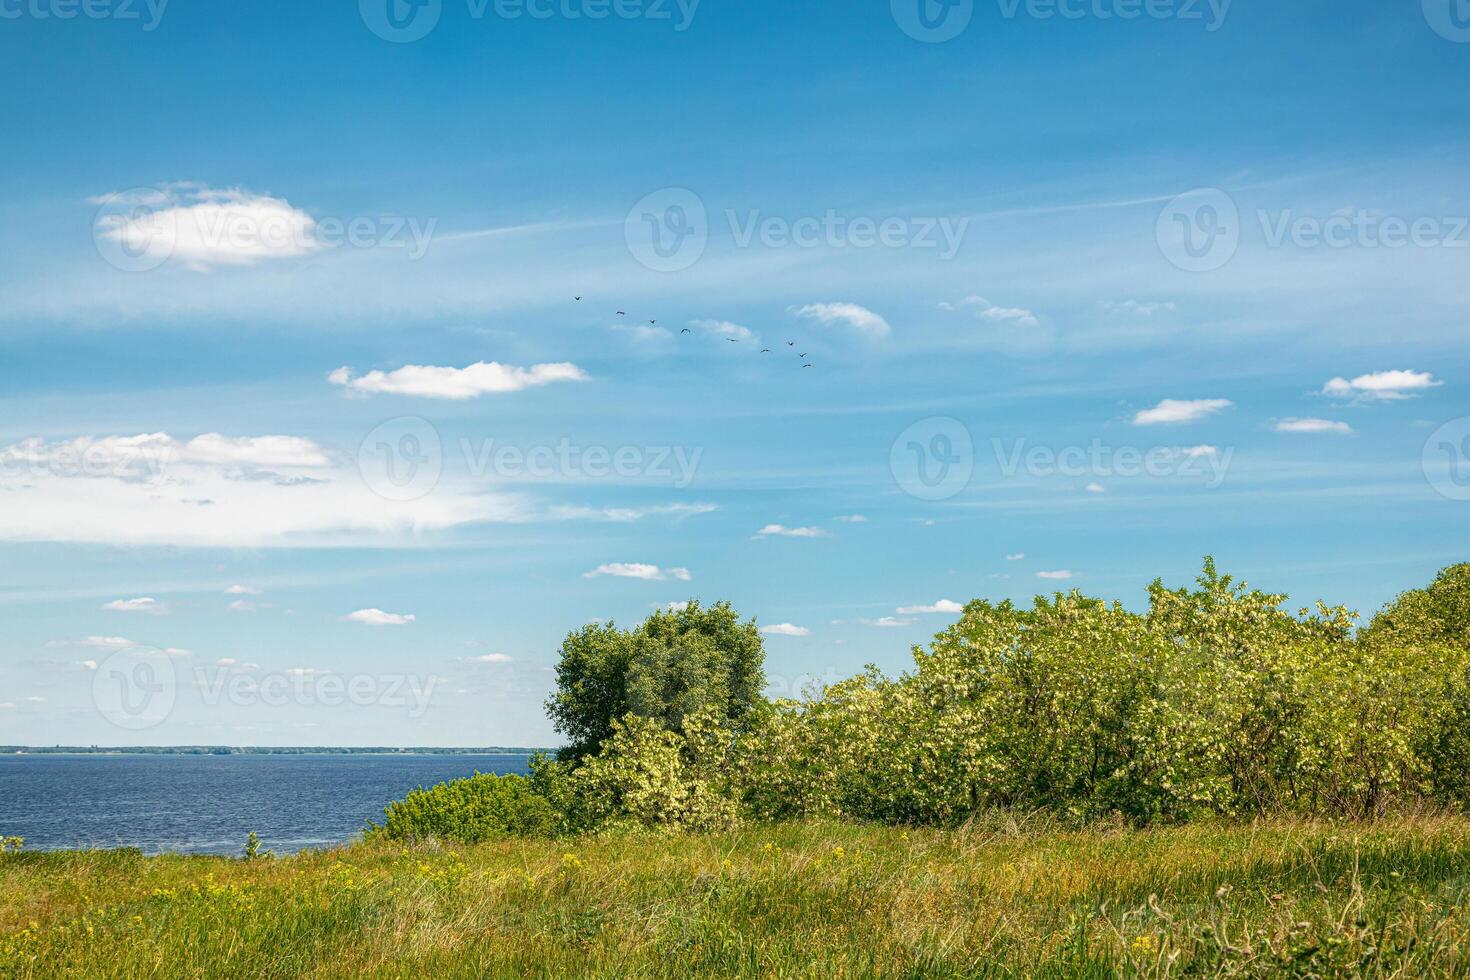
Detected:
[{"left": 4, "top": 814, "right": 1470, "bottom": 977}]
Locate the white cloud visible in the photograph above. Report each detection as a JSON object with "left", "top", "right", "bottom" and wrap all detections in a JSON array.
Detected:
[
  {"left": 760, "top": 623, "right": 811, "bottom": 637},
  {"left": 0, "top": 432, "right": 332, "bottom": 477},
  {"left": 661, "top": 601, "right": 690, "bottom": 613},
  {"left": 1276, "top": 418, "right": 1354, "bottom": 434},
  {"left": 103, "top": 597, "right": 166, "bottom": 615},
  {"left": 1085, "top": 482, "right": 1106, "bottom": 493},
  {"left": 584, "top": 563, "right": 692, "bottom": 581},
  {"left": 92, "top": 184, "right": 323, "bottom": 270},
  {"left": 1322, "top": 370, "right": 1440, "bottom": 402},
  {"left": 0, "top": 432, "right": 513, "bottom": 547},
  {"left": 1100, "top": 299, "right": 1176, "bottom": 316},
  {"left": 939, "top": 295, "right": 1039, "bottom": 328},
  {"left": 1181, "top": 445, "right": 1219, "bottom": 458},
  {"left": 285, "top": 667, "right": 330, "bottom": 677},
  {"left": 859, "top": 616, "right": 914, "bottom": 628},
  {"left": 755, "top": 524, "right": 827, "bottom": 538},
  {"left": 162, "top": 648, "right": 193, "bottom": 658},
  {"left": 182, "top": 434, "right": 331, "bottom": 468},
  {"left": 346, "top": 608, "right": 416, "bottom": 626},
  {"left": 225, "top": 584, "right": 262, "bottom": 595},
  {"left": 76, "top": 635, "right": 138, "bottom": 650},
  {"left": 791, "top": 302, "right": 891, "bottom": 337},
  {"left": 1006, "top": 553, "right": 1025, "bottom": 561},
  {"left": 1036, "top": 570, "right": 1074, "bottom": 580},
  {"left": 1133, "top": 398, "right": 1233, "bottom": 425},
  {"left": 330, "top": 361, "right": 588, "bottom": 400},
  {"left": 227, "top": 599, "right": 257, "bottom": 613},
  {"left": 548, "top": 503, "right": 716, "bottom": 523},
  {"left": 833, "top": 514, "right": 867, "bottom": 523},
  {"left": 459, "top": 653, "right": 514, "bottom": 664},
  {"left": 614, "top": 323, "right": 674, "bottom": 345},
  {"left": 693, "top": 319, "right": 755, "bottom": 342},
  {"left": 896, "top": 599, "right": 964, "bottom": 615}
]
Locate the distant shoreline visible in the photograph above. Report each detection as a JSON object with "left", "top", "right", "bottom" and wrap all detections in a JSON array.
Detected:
[{"left": 1, "top": 746, "right": 554, "bottom": 756}]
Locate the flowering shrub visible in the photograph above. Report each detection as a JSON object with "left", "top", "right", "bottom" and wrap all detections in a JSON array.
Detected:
[{"left": 383, "top": 560, "right": 1470, "bottom": 838}]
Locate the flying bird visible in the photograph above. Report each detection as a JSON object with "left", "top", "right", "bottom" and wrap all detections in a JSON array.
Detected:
[
  {"left": 802, "top": 364, "right": 814, "bottom": 369},
  {"left": 786, "top": 341, "right": 795, "bottom": 346},
  {"left": 727, "top": 337, "right": 739, "bottom": 342},
  {"left": 681, "top": 328, "right": 691, "bottom": 334},
  {"left": 648, "top": 319, "right": 657, "bottom": 325},
  {"left": 616, "top": 311, "right": 626, "bottom": 316},
  {"left": 761, "top": 348, "right": 771, "bottom": 353},
  {"left": 574, "top": 296, "right": 582, "bottom": 301},
  {"left": 799, "top": 353, "right": 807, "bottom": 358}
]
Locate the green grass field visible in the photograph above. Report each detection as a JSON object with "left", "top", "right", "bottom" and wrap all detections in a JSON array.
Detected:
[{"left": 5, "top": 815, "right": 1470, "bottom": 977}]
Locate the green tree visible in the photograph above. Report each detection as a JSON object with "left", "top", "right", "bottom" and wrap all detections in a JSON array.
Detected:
[{"left": 546, "top": 600, "right": 765, "bottom": 760}]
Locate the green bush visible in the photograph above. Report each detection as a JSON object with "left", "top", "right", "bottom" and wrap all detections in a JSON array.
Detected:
[
  {"left": 368, "top": 771, "right": 557, "bottom": 844},
  {"left": 383, "top": 559, "right": 1470, "bottom": 840}
]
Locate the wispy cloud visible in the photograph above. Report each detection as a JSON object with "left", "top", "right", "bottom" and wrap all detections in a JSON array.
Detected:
[
  {"left": 791, "top": 302, "right": 891, "bottom": 337},
  {"left": 549, "top": 503, "right": 716, "bottom": 523},
  {"left": 1133, "top": 398, "right": 1233, "bottom": 425},
  {"left": 938, "top": 295, "right": 1039, "bottom": 328},
  {"left": 1276, "top": 418, "right": 1354, "bottom": 434},
  {"left": 584, "top": 563, "right": 692, "bottom": 581},
  {"left": 760, "top": 623, "right": 811, "bottom": 636},
  {"left": 755, "top": 524, "right": 828, "bottom": 538},
  {"left": 895, "top": 599, "right": 963, "bottom": 614},
  {"left": 102, "top": 597, "right": 166, "bottom": 615},
  {"left": 459, "top": 653, "right": 514, "bottom": 664},
  {"left": 859, "top": 616, "right": 914, "bottom": 628},
  {"left": 1036, "top": 570, "right": 1075, "bottom": 580}
]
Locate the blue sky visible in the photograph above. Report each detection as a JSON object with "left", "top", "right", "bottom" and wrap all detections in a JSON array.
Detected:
[{"left": 1, "top": 0, "right": 1467, "bottom": 746}]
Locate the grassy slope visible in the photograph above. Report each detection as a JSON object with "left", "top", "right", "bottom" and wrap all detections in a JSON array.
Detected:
[{"left": 4, "top": 816, "right": 1470, "bottom": 978}]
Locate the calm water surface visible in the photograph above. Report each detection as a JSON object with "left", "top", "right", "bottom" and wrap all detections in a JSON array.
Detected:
[{"left": 0, "top": 753, "right": 533, "bottom": 855}]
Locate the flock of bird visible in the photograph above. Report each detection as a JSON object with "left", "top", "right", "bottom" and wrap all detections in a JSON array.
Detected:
[{"left": 575, "top": 297, "right": 814, "bottom": 368}]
